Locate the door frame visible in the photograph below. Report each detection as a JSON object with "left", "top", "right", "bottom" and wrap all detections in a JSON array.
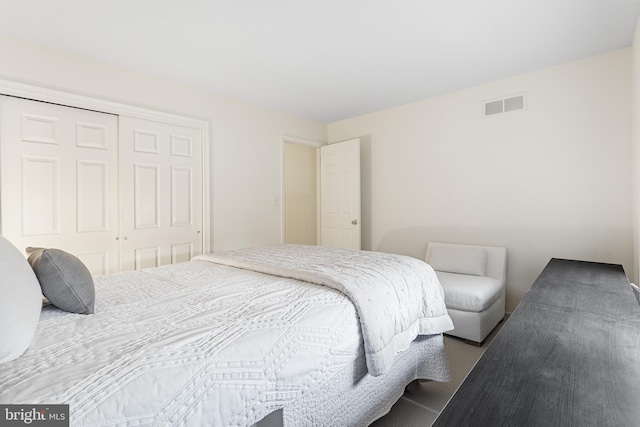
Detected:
[
  {"left": 280, "top": 135, "right": 323, "bottom": 244},
  {"left": 0, "top": 78, "right": 211, "bottom": 254}
]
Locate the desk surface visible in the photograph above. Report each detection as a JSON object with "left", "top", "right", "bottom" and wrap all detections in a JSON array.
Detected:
[{"left": 432, "top": 258, "right": 640, "bottom": 427}]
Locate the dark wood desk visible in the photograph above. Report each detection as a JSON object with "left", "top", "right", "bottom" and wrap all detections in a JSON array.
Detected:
[{"left": 432, "top": 258, "right": 640, "bottom": 427}]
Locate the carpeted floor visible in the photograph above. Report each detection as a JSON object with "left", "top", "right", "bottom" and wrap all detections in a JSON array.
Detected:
[{"left": 370, "top": 317, "right": 507, "bottom": 427}]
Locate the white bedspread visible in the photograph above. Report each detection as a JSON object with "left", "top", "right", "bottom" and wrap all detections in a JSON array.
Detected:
[
  {"left": 1, "top": 261, "right": 365, "bottom": 426},
  {"left": 1, "top": 246, "right": 452, "bottom": 426},
  {"left": 194, "top": 245, "right": 453, "bottom": 376}
]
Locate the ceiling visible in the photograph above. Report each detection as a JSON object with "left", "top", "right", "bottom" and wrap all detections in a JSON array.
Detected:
[{"left": 1, "top": 0, "right": 639, "bottom": 123}]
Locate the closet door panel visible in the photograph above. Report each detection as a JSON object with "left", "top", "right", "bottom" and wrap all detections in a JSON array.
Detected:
[
  {"left": 0, "top": 96, "right": 119, "bottom": 275},
  {"left": 21, "top": 156, "right": 59, "bottom": 236},
  {"left": 119, "top": 116, "right": 203, "bottom": 271},
  {"left": 77, "top": 160, "right": 109, "bottom": 232},
  {"left": 134, "top": 163, "right": 161, "bottom": 229},
  {"left": 171, "top": 242, "right": 193, "bottom": 264},
  {"left": 171, "top": 166, "right": 193, "bottom": 226}
]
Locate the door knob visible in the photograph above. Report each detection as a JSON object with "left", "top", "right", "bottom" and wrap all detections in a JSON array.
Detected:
[{"left": 352, "top": 219, "right": 359, "bottom": 225}]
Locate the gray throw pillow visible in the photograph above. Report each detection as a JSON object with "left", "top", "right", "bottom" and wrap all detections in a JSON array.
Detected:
[
  {"left": 0, "top": 237, "right": 42, "bottom": 364},
  {"left": 26, "top": 247, "right": 95, "bottom": 314}
]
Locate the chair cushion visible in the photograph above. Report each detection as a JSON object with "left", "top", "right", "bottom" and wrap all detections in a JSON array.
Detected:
[
  {"left": 426, "top": 245, "right": 487, "bottom": 276},
  {"left": 436, "top": 271, "right": 502, "bottom": 312}
]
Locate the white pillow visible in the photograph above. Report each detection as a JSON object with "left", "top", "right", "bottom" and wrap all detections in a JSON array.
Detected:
[
  {"left": 0, "top": 237, "right": 43, "bottom": 363},
  {"left": 426, "top": 245, "right": 488, "bottom": 277}
]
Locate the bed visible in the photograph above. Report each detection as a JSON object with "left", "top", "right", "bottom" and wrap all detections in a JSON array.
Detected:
[{"left": 0, "top": 242, "right": 453, "bottom": 426}]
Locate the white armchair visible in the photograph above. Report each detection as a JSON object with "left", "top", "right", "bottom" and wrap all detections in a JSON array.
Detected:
[{"left": 426, "top": 242, "right": 507, "bottom": 345}]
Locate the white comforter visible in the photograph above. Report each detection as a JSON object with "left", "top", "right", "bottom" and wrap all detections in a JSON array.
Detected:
[
  {"left": 1, "top": 245, "right": 452, "bottom": 426},
  {"left": 195, "top": 245, "right": 453, "bottom": 376},
  {"left": 1, "top": 261, "right": 364, "bottom": 426}
]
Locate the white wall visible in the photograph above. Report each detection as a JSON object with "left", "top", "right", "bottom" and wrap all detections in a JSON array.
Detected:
[
  {"left": 633, "top": 20, "right": 640, "bottom": 285},
  {"left": 284, "top": 143, "right": 318, "bottom": 245},
  {"left": 328, "top": 49, "right": 632, "bottom": 311},
  {"left": 0, "top": 34, "right": 327, "bottom": 252},
  {"left": 2, "top": 33, "right": 633, "bottom": 311}
]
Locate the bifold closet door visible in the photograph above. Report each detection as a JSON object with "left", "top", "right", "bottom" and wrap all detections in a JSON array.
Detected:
[
  {"left": 119, "top": 116, "right": 203, "bottom": 271},
  {"left": 0, "top": 96, "right": 120, "bottom": 275}
]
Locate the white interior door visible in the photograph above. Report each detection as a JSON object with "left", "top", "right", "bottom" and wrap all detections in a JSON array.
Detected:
[
  {"left": 320, "top": 138, "right": 361, "bottom": 249},
  {"left": 0, "top": 96, "right": 120, "bottom": 275},
  {"left": 119, "top": 116, "right": 203, "bottom": 271}
]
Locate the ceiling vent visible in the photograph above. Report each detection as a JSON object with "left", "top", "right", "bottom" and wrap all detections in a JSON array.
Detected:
[{"left": 483, "top": 93, "right": 526, "bottom": 117}]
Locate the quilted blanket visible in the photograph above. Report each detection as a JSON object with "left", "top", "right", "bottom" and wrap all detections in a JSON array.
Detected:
[
  {"left": 194, "top": 245, "right": 453, "bottom": 376},
  {"left": 1, "top": 261, "right": 365, "bottom": 426}
]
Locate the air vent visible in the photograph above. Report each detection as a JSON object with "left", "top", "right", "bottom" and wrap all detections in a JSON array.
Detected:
[
  {"left": 504, "top": 95, "right": 524, "bottom": 112},
  {"left": 484, "top": 100, "right": 503, "bottom": 116},
  {"left": 483, "top": 93, "right": 526, "bottom": 117}
]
